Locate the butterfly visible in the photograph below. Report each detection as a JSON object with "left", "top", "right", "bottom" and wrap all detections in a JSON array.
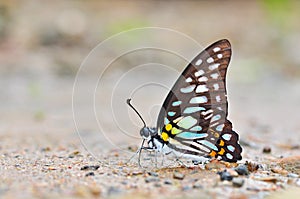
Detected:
[{"left": 127, "top": 39, "right": 242, "bottom": 164}]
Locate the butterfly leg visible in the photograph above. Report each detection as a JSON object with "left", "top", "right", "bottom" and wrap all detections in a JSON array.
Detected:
[{"left": 126, "top": 139, "right": 146, "bottom": 167}]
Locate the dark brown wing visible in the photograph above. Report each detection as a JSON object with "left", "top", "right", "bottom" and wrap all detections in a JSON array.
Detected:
[{"left": 156, "top": 39, "right": 242, "bottom": 162}]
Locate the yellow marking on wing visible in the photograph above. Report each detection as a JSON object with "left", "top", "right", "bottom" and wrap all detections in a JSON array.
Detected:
[
  {"left": 165, "top": 124, "right": 172, "bottom": 131},
  {"left": 219, "top": 140, "right": 224, "bottom": 146},
  {"left": 209, "top": 151, "right": 217, "bottom": 157},
  {"left": 171, "top": 127, "right": 182, "bottom": 135},
  {"left": 214, "top": 132, "right": 220, "bottom": 138},
  {"left": 173, "top": 116, "right": 183, "bottom": 123},
  {"left": 161, "top": 132, "right": 169, "bottom": 141},
  {"left": 218, "top": 148, "right": 225, "bottom": 155}
]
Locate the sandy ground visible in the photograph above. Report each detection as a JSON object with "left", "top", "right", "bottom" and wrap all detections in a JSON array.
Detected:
[{"left": 1, "top": 76, "right": 300, "bottom": 199}]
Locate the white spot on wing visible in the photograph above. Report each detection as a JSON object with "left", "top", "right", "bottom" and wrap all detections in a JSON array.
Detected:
[
  {"left": 204, "top": 113, "right": 213, "bottom": 120},
  {"left": 227, "top": 145, "right": 235, "bottom": 152},
  {"left": 198, "top": 76, "right": 208, "bottom": 82},
  {"left": 198, "top": 140, "right": 218, "bottom": 151},
  {"left": 217, "top": 54, "right": 223, "bottom": 59},
  {"left": 190, "top": 96, "right": 208, "bottom": 104},
  {"left": 195, "top": 59, "right": 202, "bottom": 66},
  {"left": 177, "top": 116, "right": 197, "bottom": 129},
  {"left": 185, "top": 77, "right": 192, "bottom": 83},
  {"left": 168, "top": 111, "right": 176, "bottom": 117},
  {"left": 196, "top": 85, "right": 209, "bottom": 93},
  {"left": 195, "top": 70, "right": 204, "bottom": 77},
  {"left": 172, "top": 101, "right": 182, "bottom": 106},
  {"left": 210, "top": 73, "right": 219, "bottom": 79},
  {"left": 216, "top": 124, "right": 224, "bottom": 131},
  {"left": 216, "top": 95, "right": 221, "bottom": 102},
  {"left": 213, "top": 83, "right": 219, "bottom": 90},
  {"left": 180, "top": 85, "right": 196, "bottom": 93},
  {"left": 222, "top": 133, "right": 232, "bottom": 141},
  {"left": 201, "top": 109, "right": 213, "bottom": 115},
  {"left": 190, "top": 125, "right": 203, "bottom": 131},
  {"left": 213, "top": 47, "right": 221, "bottom": 52},
  {"left": 183, "top": 107, "right": 205, "bottom": 114},
  {"left": 209, "top": 63, "right": 220, "bottom": 70},
  {"left": 211, "top": 114, "right": 221, "bottom": 122},
  {"left": 207, "top": 57, "right": 214, "bottom": 63},
  {"left": 164, "top": 117, "right": 169, "bottom": 125},
  {"left": 226, "top": 153, "right": 233, "bottom": 159}
]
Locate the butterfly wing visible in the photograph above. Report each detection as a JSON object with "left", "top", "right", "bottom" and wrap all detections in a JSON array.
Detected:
[{"left": 157, "top": 39, "right": 242, "bottom": 162}]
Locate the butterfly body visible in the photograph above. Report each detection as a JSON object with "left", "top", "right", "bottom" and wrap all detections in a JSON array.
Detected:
[{"left": 136, "top": 39, "right": 242, "bottom": 163}]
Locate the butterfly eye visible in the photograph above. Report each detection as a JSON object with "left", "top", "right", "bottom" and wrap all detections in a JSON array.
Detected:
[{"left": 140, "top": 127, "right": 150, "bottom": 138}]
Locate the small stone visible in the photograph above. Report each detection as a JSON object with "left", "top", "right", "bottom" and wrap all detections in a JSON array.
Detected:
[
  {"left": 287, "top": 173, "right": 299, "bottom": 178},
  {"left": 193, "top": 182, "right": 203, "bottom": 189},
  {"left": 271, "top": 166, "right": 288, "bottom": 175},
  {"left": 232, "top": 178, "right": 245, "bottom": 188},
  {"left": 182, "top": 186, "right": 191, "bottom": 191},
  {"left": 48, "top": 166, "right": 57, "bottom": 170},
  {"left": 217, "top": 170, "right": 233, "bottom": 181},
  {"left": 205, "top": 160, "right": 226, "bottom": 170},
  {"left": 107, "top": 186, "right": 121, "bottom": 195},
  {"left": 173, "top": 172, "right": 185, "bottom": 180},
  {"left": 255, "top": 177, "right": 278, "bottom": 183},
  {"left": 69, "top": 150, "right": 80, "bottom": 158},
  {"left": 227, "top": 169, "right": 239, "bottom": 177},
  {"left": 80, "top": 165, "right": 100, "bottom": 171},
  {"left": 85, "top": 172, "right": 95, "bottom": 177},
  {"left": 148, "top": 171, "right": 158, "bottom": 177},
  {"left": 234, "top": 164, "right": 249, "bottom": 175},
  {"left": 164, "top": 179, "right": 172, "bottom": 185},
  {"left": 145, "top": 177, "right": 159, "bottom": 183},
  {"left": 131, "top": 170, "right": 143, "bottom": 176},
  {"left": 41, "top": 147, "right": 51, "bottom": 152},
  {"left": 263, "top": 146, "right": 271, "bottom": 153}
]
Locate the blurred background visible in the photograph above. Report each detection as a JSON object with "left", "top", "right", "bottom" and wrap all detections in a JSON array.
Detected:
[{"left": 0, "top": 0, "right": 300, "bottom": 154}]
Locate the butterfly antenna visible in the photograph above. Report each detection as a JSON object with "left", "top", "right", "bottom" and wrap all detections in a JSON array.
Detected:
[{"left": 126, "top": 98, "right": 146, "bottom": 128}]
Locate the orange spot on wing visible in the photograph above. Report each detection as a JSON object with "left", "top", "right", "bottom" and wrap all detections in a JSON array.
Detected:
[
  {"left": 219, "top": 140, "right": 224, "bottom": 146},
  {"left": 209, "top": 151, "right": 217, "bottom": 157},
  {"left": 218, "top": 148, "right": 225, "bottom": 155}
]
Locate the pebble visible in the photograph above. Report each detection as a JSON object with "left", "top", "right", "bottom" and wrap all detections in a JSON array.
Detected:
[
  {"left": 85, "top": 172, "right": 95, "bottom": 177},
  {"left": 182, "top": 186, "right": 192, "bottom": 191},
  {"left": 131, "top": 170, "right": 143, "bottom": 176},
  {"left": 234, "top": 164, "right": 249, "bottom": 176},
  {"left": 148, "top": 171, "right": 158, "bottom": 177},
  {"left": 68, "top": 150, "right": 80, "bottom": 158},
  {"left": 263, "top": 146, "right": 271, "bottom": 153},
  {"left": 271, "top": 166, "right": 288, "bottom": 175},
  {"left": 193, "top": 182, "right": 203, "bottom": 189},
  {"left": 227, "top": 169, "right": 239, "bottom": 177},
  {"left": 255, "top": 177, "right": 278, "bottom": 183},
  {"left": 107, "top": 186, "right": 121, "bottom": 195},
  {"left": 80, "top": 165, "right": 100, "bottom": 171},
  {"left": 287, "top": 173, "right": 299, "bottom": 178},
  {"left": 173, "top": 172, "right": 185, "bottom": 180},
  {"left": 164, "top": 179, "right": 172, "bottom": 185},
  {"left": 145, "top": 177, "right": 159, "bottom": 183},
  {"left": 217, "top": 170, "right": 233, "bottom": 181},
  {"left": 232, "top": 178, "right": 245, "bottom": 188}
]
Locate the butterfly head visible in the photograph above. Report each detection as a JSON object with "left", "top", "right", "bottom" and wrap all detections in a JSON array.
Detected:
[
  {"left": 127, "top": 99, "right": 158, "bottom": 141},
  {"left": 140, "top": 127, "right": 157, "bottom": 140}
]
